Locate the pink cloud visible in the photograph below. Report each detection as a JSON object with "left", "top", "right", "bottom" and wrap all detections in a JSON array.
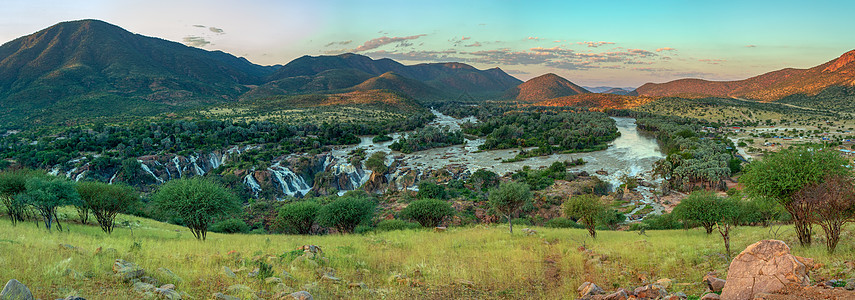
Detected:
[
  {"left": 578, "top": 41, "right": 615, "bottom": 48},
  {"left": 354, "top": 34, "right": 427, "bottom": 52},
  {"left": 464, "top": 42, "right": 482, "bottom": 47},
  {"left": 656, "top": 47, "right": 676, "bottom": 52}
]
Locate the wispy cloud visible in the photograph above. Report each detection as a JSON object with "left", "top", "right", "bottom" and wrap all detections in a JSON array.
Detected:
[
  {"left": 354, "top": 34, "right": 427, "bottom": 52},
  {"left": 209, "top": 27, "right": 224, "bottom": 34},
  {"left": 461, "top": 36, "right": 471, "bottom": 41},
  {"left": 745, "top": 44, "right": 757, "bottom": 48},
  {"left": 324, "top": 40, "right": 353, "bottom": 47},
  {"left": 464, "top": 42, "right": 482, "bottom": 47},
  {"left": 579, "top": 41, "right": 615, "bottom": 48},
  {"left": 527, "top": 36, "right": 541, "bottom": 41},
  {"left": 182, "top": 36, "right": 210, "bottom": 47},
  {"left": 699, "top": 58, "right": 726, "bottom": 64},
  {"left": 656, "top": 47, "right": 676, "bottom": 52}
]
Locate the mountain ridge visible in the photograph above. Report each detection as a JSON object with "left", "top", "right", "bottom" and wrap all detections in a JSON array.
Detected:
[{"left": 503, "top": 73, "right": 589, "bottom": 101}]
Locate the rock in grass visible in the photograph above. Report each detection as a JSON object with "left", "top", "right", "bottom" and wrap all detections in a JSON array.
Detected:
[
  {"left": 132, "top": 282, "right": 156, "bottom": 293},
  {"left": 156, "top": 267, "right": 183, "bottom": 283},
  {"left": 60, "top": 296, "right": 86, "bottom": 300},
  {"left": 720, "top": 240, "right": 810, "bottom": 300},
  {"left": 0, "top": 279, "right": 34, "bottom": 300},
  {"left": 226, "top": 284, "right": 254, "bottom": 298},
  {"left": 577, "top": 282, "right": 603, "bottom": 297},
  {"left": 154, "top": 288, "right": 181, "bottom": 300},
  {"left": 212, "top": 293, "right": 239, "bottom": 300},
  {"left": 223, "top": 266, "right": 236, "bottom": 278},
  {"left": 846, "top": 278, "right": 855, "bottom": 290},
  {"left": 265, "top": 277, "right": 283, "bottom": 285},
  {"left": 113, "top": 259, "right": 145, "bottom": 281},
  {"left": 703, "top": 273, "right": 726, "bottom": 293},
  {"left": 599, "top": 289, "right": 628, "bottom": 300},
  {"left": 699, "top": 293, "right": 720, "bottom": 300},
  {"left": 286, "top": 291, "right": 313, "bottom": 300}
]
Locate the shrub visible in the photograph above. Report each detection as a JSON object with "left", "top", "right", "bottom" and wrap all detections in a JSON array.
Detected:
[
  {"left": 376, "top": 219, "right": 421, "bottom": 231},
  {"left": 511, "top": 217, "right": 532, "bottom": 226},
  {"left": 400, "top": 199, "right": 454, "bottom": 227},
  {"left": 20, "top": 176, "right": 80, "bottom": 231},
  {"left": 277, "top": 201, "right": 321, "bottom": 234},
  {"left": 317, "top": 196, "right": 376, "bottom": 234},
  {"left": 153, "top": 178, "right": 240, "bottom": 240},
  {"left": 417, "top": 182, "right": 446, "bottom": 199},
  {"left": 76, "top": 181, "right": 139, "bottom": 234},
  {"left": 489, "top": 182, "right": 532, "bottom": 234},
  {"left": 596, "top": 209, "right": 626, "bottom": 230},
  {"left": 469, "top": 169, "right": 499, "bottom": 191},
  {"left": 354, "top": 225, "right": 374, "bottom": 235},
  {"left": 545, "top": 217, "right": 582, "bottom": 228},
  {"left": 672, "top": 191, "right": 720, "bottom": 234},
  {"left": 210, "top": 218, "right": 250, "bottom": 234}
]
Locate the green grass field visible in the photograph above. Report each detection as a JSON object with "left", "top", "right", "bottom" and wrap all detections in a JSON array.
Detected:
[{"left": 0, "top": 210, "right": 853, "bottom": 299}]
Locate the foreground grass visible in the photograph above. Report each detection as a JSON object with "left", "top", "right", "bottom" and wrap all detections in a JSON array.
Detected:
[{"left": 0, "top": 214, "right": 853, "bottom": 299}]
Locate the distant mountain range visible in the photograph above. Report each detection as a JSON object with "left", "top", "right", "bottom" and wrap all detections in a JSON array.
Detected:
[
  {"left": 0, "top": 20, "right": 520, "bottom": 128},
  {"left": 503, "top": 73, "right": 589, "bottom": 101},
  {"left": 583, "top": 86, "right": 637, "bottom": 94},
  {"left": 636, "top": 50, "right": 855, "bottom": 101}
]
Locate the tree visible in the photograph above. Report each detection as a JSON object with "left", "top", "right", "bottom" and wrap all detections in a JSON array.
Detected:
[
  {"left": 740, "top": 148, "right": 848, "bottom": 246},
  {"left": 711, "top": 196, "right": 745, "bottom": 258},
  {"left": 317, "top": 196, "right": 376, "bottom": 234},
  {"left": 488, "top": 182, "right": 532, "bottom": 234},
  {"left": 364, "top": 151, "right": 388, "bottom": 174},
  {"left": 153, "top": 178, "right": 240, "bottom": 240},
  {"left": 673, "top": 191, "right": 720, "bottom": 234},
  {"left": 792, "top": 175, "right": 855, "bottom": 253},
  {"left": 20, "top": 177, "right": 80, "bottom": 231},
  {"left": 277, "top": 201, "right": 321, "bottom": 234},
  {"left": 417, "top": 182, "right": 446, "bottom": 199},
  {"left": 469, "top": 169, "right": 499, "bottom": 191},
  {"left": 596, "top": 209, "right": 626, "bottom": 231},
  {"left": 564, "top": 194, "right": 606, "bottom": 238},
  {"left": 400, "top": 199, "right": 454, "bottom": 227},
  {"left": 76, "top": 181, "right": 139, "bottom": 234},
  {"left": 0, "top": 169, "right": 39, "bottom": 226}
]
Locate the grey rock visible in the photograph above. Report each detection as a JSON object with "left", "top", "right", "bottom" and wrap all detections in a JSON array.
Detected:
[
  {"left": 0, "top": 279, "right": 34, "bottom": 300},
  {"left": 577, "top": 281, "right": 604, "bottom": 297},
  {"left": 112, "top": 259, "right": 144, "bottom": 281},
  {"left": 288, "top": 291, "right": 314, "bottom": 300},
  {"left": 223, "top": 266, "right": 236, "bottom": 278},
  {"left": 156, "top": 267, "right": 183, "bottom": 283},
  {"left": 154, "top": 288, "right": 181, "bottom": 300},
  {"left": 211, "top": 293, "right": 239, "bottom": 300},
  {"left": 700, "top": 292, "right": 721, "bottom": 300},
  {"left": 132, "top": 282, "right": 156, "bottom": 293}
]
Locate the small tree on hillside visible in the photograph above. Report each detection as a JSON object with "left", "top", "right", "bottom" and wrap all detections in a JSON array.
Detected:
[
  {"left": 277, "top": 201, "right": 321, "bottom": 234},
  {"left": 740, "top": 148, "right": 848, "bottom": 246},
  {"left": 793, "top": 175, "right": 855, "bottom": 253},
  {"left": 469, "top": 169, "right": 499, "bottom": 191},
  {"left": 711, "top": 196, "right": 745, "bottom": 259},
  {"left": 673, "top": 191, "right": 720, "bottom": 234},
  {"left": 563, "top": 194, "right": 606, "bottom": 238},
  {"left": 364, "top": 152, "right": 388, "bottom": 175},
  {"left": 153, "top": 178, "right": 240, "bottom": 240},
  {"left": 0, "top": 170, "right": 40, "bottom": 226},
  {"left": 488, "top": 182, "right": 532, "bottom": 234},
  {"left": 77, "top": 181, "right": 139, "bottom": 234},
  {"left": 401, "top": 199, "right": 454, "bottom": 227},
  {"left": 20, "top": 177, "right": 80, "bottom": 231},
  {"left": 317, "top": 196, "right": 376, "bottom": 234}
]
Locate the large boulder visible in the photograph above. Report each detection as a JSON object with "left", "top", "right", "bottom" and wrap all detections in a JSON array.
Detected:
[
  {"left": 113, "top": 259, "right": 145, "bottom": 281},
  {"left": 0, "top": 279, "right": 34, "bottom": 300},
  {"left": 720, "top": 240, "right": 811, "bottom": 300}
]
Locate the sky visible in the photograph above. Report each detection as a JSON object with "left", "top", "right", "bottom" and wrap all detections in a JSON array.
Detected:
[{"left": 1, "top": 0, "right": 854, "bottom": 87}]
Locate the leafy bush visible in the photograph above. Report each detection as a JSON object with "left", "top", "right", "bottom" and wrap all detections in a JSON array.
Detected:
[
  {"left": 511, "top": 217, "right": 532, "bottom": 226},
  {"left": 545, "top": 217, "right": 582, "bottom": 228},
  {"left": 563, "top": 194, "right": 606, "bottom": 238},
  {"left": 277, "top": 201, "right": 321, "bottom": 234},
  {"left": 354, "top": 225, "right": 374, "bottom": 235},
  {"left": 400, "top": 199, "right": 454, "bottom": 227},
  {"left": 317, "top": 196, "right": 376, "bottom": 233},
  {"left": 153, "top": 178, "right": 240, "bottom": 240},
  {"left": 375, "top": 219, "right": 421, "bottom": 231},
  {"left": 417, "top": 182, "right": 446, "bottom": 199},
  {"left": 210, "top": 218, "right": 250, "bottom": 234},
  {"left": 468, "top": 169, "right": 499, "bottom": 191}
]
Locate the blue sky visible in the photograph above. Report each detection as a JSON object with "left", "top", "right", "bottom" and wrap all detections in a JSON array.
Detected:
[{"left": 1, "top": 0, "right": 853, "bottom": 86}]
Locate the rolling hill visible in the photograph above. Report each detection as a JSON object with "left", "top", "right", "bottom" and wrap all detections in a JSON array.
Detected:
[
  {"left": 636, "top": 50, "right": 855, "bottom": 101},
  {"left": 261, "top": 53, "right": 522, "bottom": 99},
  {"left": 503, "top": 73, "right": 589, "bottom": 101},
  {"left": 0, "top": 19, "right": 278, "bottom": 128},
  {"left": 534, "top": 93, "right": 654, "bottom": 110}
]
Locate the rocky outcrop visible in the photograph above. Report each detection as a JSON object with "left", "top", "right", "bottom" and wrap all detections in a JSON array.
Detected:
[
  {"left": 0, "top": 279, "right": 34, "bottom": 300},
  {"left": 720, "top": 240, "right": 811, "bottom": 300}
]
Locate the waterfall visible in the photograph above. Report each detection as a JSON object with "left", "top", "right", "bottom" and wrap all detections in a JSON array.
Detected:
[
  {"left": 158, "top": 161, "right": 172, "bottom": 180},
  {"left": 243, "top": 173, "right": 262, "bottom": 197},
  {"left": 267, "top": 162, "right": 312, "bottom": 197},
  {"left": 189, "top": 155, "right": 205, "bottom": 176},
  {"left": 108, "top": 171, "right": 118, "bottom": 184},
  {"left": 172, "top": 156, "right": 183, "bottom": 178},
  {"left": 139, "top": 160, "right": 164, "bottom": 183},
  {"left": 65, "top": 167, "right": 78, "bottom": 179},
  {"left": 48, "top": 166, "right": 60, "bottom": 176},
  {"left": 74, "top": 171, "right": 86, "bottom": 182}
]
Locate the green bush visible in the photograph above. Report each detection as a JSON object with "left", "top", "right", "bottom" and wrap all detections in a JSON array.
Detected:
[
  {"left": 210, "top": 218, "right": 250, "bottom": 234},
  {"left": 354, "top": 225, "right": 374, "bottom": 235},
  {"left": 545, "top": 217, "right": 582, "bottom": 228},
  {"left": 376, "top": 219, "right": 421, "bottom": 231},
  {"left": 511, "top": 217, "right": 532, "bottom": 226},
  {"left": 277, "top": 201, "right": 321, "bottom": 234},
  {"left": 317, "top": 196, "right": 376, "bottom": 233},
  {"left": 417, "top": 182, "right": 446, "bottom": 199},
  {"left": 400, "top": 199, "right": 454, "bottom": 227}
]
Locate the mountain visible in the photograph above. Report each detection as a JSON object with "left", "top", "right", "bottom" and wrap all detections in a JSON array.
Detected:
[
  {"left": 263, "top": 53, "right": 522, "bottom": 99},
  {"left": 583, "top": 86, "right": 636, "bottom": 93},
  {"left": 534, "top": 93, "right": 654, "bottom": 110},
  {"left": 0, "top": 19, "right": 277, "bottom": 128},
  {"left": 603, "top": 88, "right": 637, "bottom": 96},
  {"left": 350, "top": 72, "right": 443, "bottom": 99},
  {"left": 636, "top": 50, "right": 855, "bottom": 101},
  {"left": 503, "top": 73, "right": 589, "bottom": 101}
]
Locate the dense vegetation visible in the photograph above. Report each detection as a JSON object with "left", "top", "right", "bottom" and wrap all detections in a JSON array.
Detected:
[
  {"left": 463, "top": 110, "right": 619, "bottom": 160},
  {"left": 389, "top": 125, "right": 464, "bottom": 153}
]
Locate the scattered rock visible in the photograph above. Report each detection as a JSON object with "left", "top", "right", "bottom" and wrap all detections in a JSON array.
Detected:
[
  {"left": 137, "top": 276, "right": 160, "bottom": 287},
  {"left": 154, "top": 288, "right": 181, "bottom": 300},
  {"left": 655, "top": 278, "right": 673, "bottom": 289},
  {"left": 321, "top": 274, "right": 341, "bottom": 283},
  {"left": 265, "top": 277, "right": 283, "bottom": 285},
  {"left": 212, "top": 292, "right": 239, "bottom": 300},
  {"left": 223, "top": 266, "right": 236, "bottom": 278},
  {"left": 721, "top": 240, "right": 810, "bottom": 300},
  {"left": 248, "top": 268, "right": 260, "bottom": 278},
  {"left": 296, "top": 245, "right": 322, "bottom": 256},
  {"left": 1, "top": 279, "right": 34, "bottom": 300},
  {"left": 598, "top": 289, "right": 628, "bottom": 300},
  {"left": 286, "top": 291, "right": 313, "bottom": 300},
  {"left": 699, "top": 293, "right": 720, "bottom": 300},
  {"left": 113, "top": 259, "right": 145, "bottom": 281},
  {"left": 59, "top": 296, "right": 86, "bottom": 300},
  {"left": 578, "top": 282, "right": 604, "bottom": 297},
  {"left": 633, "top": 284, "right": 667, "bottom": 299},
  {"left": 156, "top": 267, "right": 183, "bottom": 283},
  {"left": 670, "top": 291, "right": 688, "bottom": 299},
  {"left": 226, "top": 284, "right": 254, "bottom": 298},
  {"left": 521, "top": 228, "right": 537, "bottom": 236},
  {"left": 703, "top": 273, "right": 726, "bottom": 293},
  {"left": 348, "top": 282, "right": 367, "bottom": 290},
  {"left": 159, "top": 284, "right": 176, "bottom": 290},
  {"left": 132, "top": 282, "right": 156, "bottom": 293}
]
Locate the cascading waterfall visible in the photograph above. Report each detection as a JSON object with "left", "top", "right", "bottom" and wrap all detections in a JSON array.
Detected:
[
  {"left": 139, "top": 160, "right": 164, "bottom": 183},
  {"left": 189, "top": 155, "right": 205, "bottom": 176},
  {"left": 267, "top": 162, "right": 312, "bottom": 197},
  {"left": 172, "top": 156, "right": 183, "bottom": 178},
  {"left": 74, "top": 171, "right": 86, "bottom": 182},
  {"left": 108, "top": 171, "right": 118, "bottom": 184},
  {"left": 243, "top": 173, "right": 262, "bottom": 197}
]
